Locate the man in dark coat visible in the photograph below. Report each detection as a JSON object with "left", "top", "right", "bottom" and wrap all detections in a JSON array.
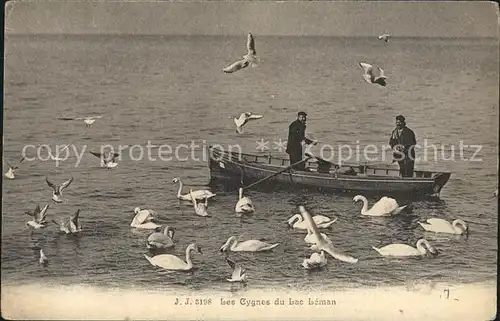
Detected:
[
  {"left": 389, "top": 115, "right": 417, "bottom": 177},
  {"left": 286, "top": 111, "right": 316, "bottom": 171}
]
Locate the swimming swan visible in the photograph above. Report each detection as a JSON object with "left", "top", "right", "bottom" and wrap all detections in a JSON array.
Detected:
[
  {"left": 287, "top": 213, "right": 337, "bottom": 229},
  {"left": 131, "top": 207, "right": 160, "bottom": 229},
  {"left": 302, "top": 251, "right": 327, "bottom": 269},
  {"left": 144, "top": 243, "right": 203, "bottom": 271},
  {"left": 299, "top": 206, "right": 358, "bottom": 264},
  {"left": 353, "top": 195, "right": 407, "bottom": 216},
  {"left": 226, "top": 258, "right": 247, "bottom": 282},
  {"left": 147, "top": 226, "right": 175, "bottom": 249},
  {"left": 418, "top": 218, "right": 468, "bottom": 235},
  {"left": 190, "top": 189, "right": 209, "bottom": 217},
  {"left": 372, "top": 239, "right": 438, "bottom": 257},
  {"left": 235, "top": 188, "right": 255, "bottom": 214},
  {"left": 219, "top": 236, "right": 279, "bottom": 252},
  {"left": 172, "top": 177, "right": 216, "bottom": 201}
]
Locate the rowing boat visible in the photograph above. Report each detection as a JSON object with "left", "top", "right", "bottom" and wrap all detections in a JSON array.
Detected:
[{"left": 206, "top": 146, "right": 451, "bottom": 197}]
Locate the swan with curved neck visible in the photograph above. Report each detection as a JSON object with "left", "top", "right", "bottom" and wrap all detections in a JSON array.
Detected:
[
  {"left": 353, "top": 195, "right": 407, "bottom": 216},
  {"left": 418, "top": 218, "right": 468, "bottom": 235},
  {"left": 235, "top": 188, "right": 254, "bottom": 213},
  {"left": 172, "top": 177, "right": 216, "bottom": 201},
  {"left": 288, "top": 214, "right": 337, "bottom": 229},
  {"left": 190, "top": 189, "right": 209, "bottom": 216},
  {"left": 219, "top": 236, "right": 279, "bottom": 252},
  {"left": 144, "top": 243, "right": 202, "bottom": 271},
  {"left": 131, "top": 207, "right": 160, "bottom": 229},
  {"left": 302, "top": 251, "right": 327, "bottom": 269},
  {"left": 372, "top": 239, "right": 438, "bottom": 257},
  {"left": 299, "top": 206, "right": 358, "bottom": 264},
  {"left": 147, "top": 226, "right": 175, "bottom": 249}
]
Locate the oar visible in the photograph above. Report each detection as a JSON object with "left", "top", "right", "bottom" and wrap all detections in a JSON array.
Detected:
[{"left": 242, "top": 156, "right": 312, "bottom": 191}]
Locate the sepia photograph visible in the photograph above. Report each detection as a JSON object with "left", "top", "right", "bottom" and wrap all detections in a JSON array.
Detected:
[{"left": 2, "top": 1, "right": 498, "bottom": 320}]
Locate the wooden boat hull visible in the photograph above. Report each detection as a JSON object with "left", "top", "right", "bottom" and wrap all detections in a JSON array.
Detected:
[{"left": 207, "top": 147, "right": 451, "bottom": 197}]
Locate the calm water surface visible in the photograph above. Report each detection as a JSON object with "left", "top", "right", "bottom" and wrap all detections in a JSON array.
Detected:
[{"left": 2, "top": 35, "right": 498, "bottom": 292}]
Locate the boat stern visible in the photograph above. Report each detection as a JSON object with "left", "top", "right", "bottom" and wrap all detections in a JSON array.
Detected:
[{"left": 431, "top": 172, "right": 452, "bottom": 196}]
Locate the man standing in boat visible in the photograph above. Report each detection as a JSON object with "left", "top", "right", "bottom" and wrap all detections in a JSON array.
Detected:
[
  {"left": 286, "top": 111, "right": 317, "bottom": 171},
  {"left": 389, "top": 115, "right": 417, "bottom": 177}
]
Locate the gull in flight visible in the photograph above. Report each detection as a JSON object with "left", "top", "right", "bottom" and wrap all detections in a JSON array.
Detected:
[
  {"left": 230, "top": 112, "right": 263, "bottom": 134},
  {"left": 299, "top": 206, "right": 358, "bottom": 264},
  {"left": 89, "top": 150, "right": 120, "bottom": 168},
  {"left": 223, "top": 33, "right": 259, "bottom": 73},
  {"left": 52, "top": 209, "right": 82, "bottom": 234},
  {"left": 46, "top": 176, "right": 73, "bottom": 203},
  {"left": 378, "top": 33, "right": 390, "bottom": 43},
  {"left": 226, "top": 258, "right": 247, "bottom": 283},
  {"left": 25, "top": 204, "right": 50, "bottom": 229},
  {"left": 359, "top": 62, "right": 387, "bottom": 86},
  {"left": 58, "top": 115, "right": 103, "bottom": 127},
  {"left": 39, "top": 249, "right": 49, "bottom": 266},
  {"left": 4, "top": 156, "right": 25, "bottom": 179}
]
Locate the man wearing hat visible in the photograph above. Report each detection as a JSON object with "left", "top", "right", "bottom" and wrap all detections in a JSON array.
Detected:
[
  {"left": 389, "top": 115, "right": 417, "bottom": 177},
  {"left": 286, "top": 111, "right": 317, "bottom": 171}
]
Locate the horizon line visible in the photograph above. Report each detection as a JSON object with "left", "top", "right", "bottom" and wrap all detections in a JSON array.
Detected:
[{"left": 3, "top": 32, "right": 498, "bottom": 40}]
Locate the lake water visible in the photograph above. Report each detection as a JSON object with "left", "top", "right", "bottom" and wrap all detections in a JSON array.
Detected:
[{"left": 2, "top": 35, "right": 498, "bottom": 299}]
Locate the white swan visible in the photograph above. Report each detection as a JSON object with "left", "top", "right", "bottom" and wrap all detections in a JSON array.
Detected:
[
  {"left": 172, "top": 177, "right": 216, "bottom": 201},
  {"left": 232, "top": 112, "right": 263, "bottom": 134},
  {"left": 223, "top": 33, "right": 259, "bottom": 73},
  {"left": 45, "top": 176, "right": 73, "bottom": 203},
  {"left": 235, "top": 188, "right": 255, "bottom": 214},
  {"left": 226, "top": 258, "right": 247, "bottom": 282},
  {"left": 359, "top": 62, "right": 387, "bottom": 86},
  {"left": 131, "top": 207, "right": 160, "bottom": 229},
  {"left": 304, "top": 227, "right": 331, "bottom": 245},
  {"left": 299, "top": 206, "right": 358, "bottom": 264},
  {"left": 4, "top": 156, "right": 25, "bottom": 179},
  {"left": 418, "top": 218, "right": 468, "bottom": 235},
  {"left": 302, "top": 251, "right": 327, "bottom": 269},
  {"left": 147, "top": 226, "right": 175, "bottom": 249},
  {"left": 39, "top": 249, "right": 48, "bottom": 266},
  {"left": 219, "top": 236, "right": 279, "bottom": 252},
  {"left": 190, "top": 189, "right": 209, "bottom": 217},
  {"left": 287, "top": 213, "right": 337, "bottom": 229},
  {"left": 494, "top": 189, "right": 498, "bottom": 197},
  {"left": 353, "top": 195, "right": 407, "bottom": 216},
  {"left": 25, "top": 204, "right": 50, "bottom": 229},
  {"left": 58, "top": 115, "right": 103, "bottom": 127},
  {"left": 89, "top": 150, "right": 120, "bottom": 168},
  {"left": 144, "top": 243, "right": 202, "bottom": 271},
  {"left": 372, "top": 239, "right": 438, "bottom": 257}
]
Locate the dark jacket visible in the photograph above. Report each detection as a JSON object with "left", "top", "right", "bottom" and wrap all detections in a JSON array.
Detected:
[
  {"left": 389, "top": 126, "right": 417, "bottom": 160},
  {"left": 286, "top": 120, "right": 313, "bottom": 154}
]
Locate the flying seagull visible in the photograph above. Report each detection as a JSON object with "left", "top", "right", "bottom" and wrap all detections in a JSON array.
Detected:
[
  {"left": 359, "top": 62, "right": 387, "bottom": 86},
  {"left": 223, "top": 33, "right": 259, "bottom": 73},
  {"left": 25, "top": 204, "right": 50, "bottom": 229},
  {"left": 46, "top": 176, "right": 73, "bottom": 203},
  {"left": 230, "top": 112, "right": 263, "bottom": 134},
  {"left": 58, "top": 115, "right": 103, "bottom": 127},
  {"left": 226, "top": 258, "right": 247, "bottom": 282},
  {"left": 89, "top": 150, "right": 120, "bottom": 168},
  {"left": 52, "top": 209, "right": 82, "bottom": 234},
  {"left": 4, "top": 156, "right": 25, "bottom": 179},
  {"left": 378, "top": 34, "right": 390, "bottom": 43}
]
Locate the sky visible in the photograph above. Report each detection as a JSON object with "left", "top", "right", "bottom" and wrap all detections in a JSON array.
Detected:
[{"left": 4, "top": 1, "right": 499, "bottom": 38}]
